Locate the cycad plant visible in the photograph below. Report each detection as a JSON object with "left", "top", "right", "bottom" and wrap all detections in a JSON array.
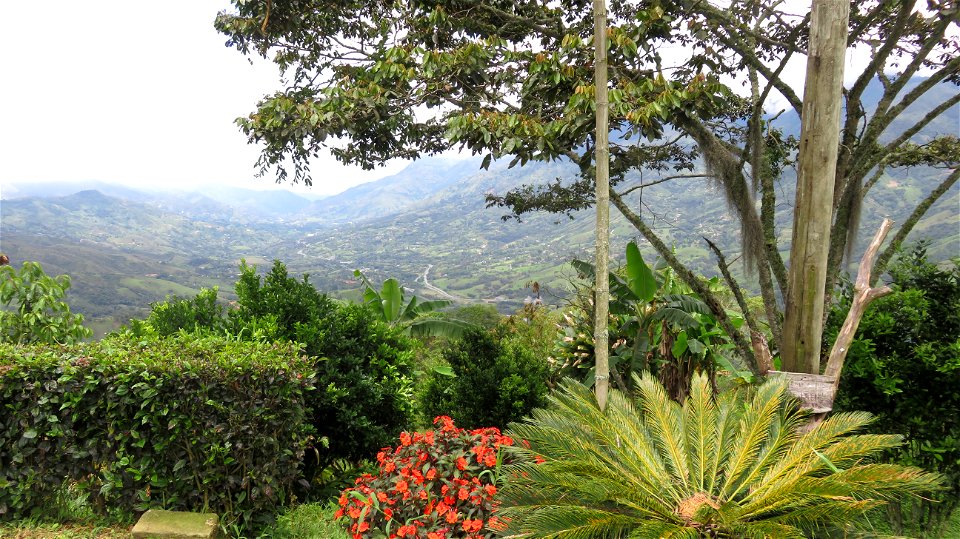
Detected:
[{"left": 498, "top": 373, "right": 941, "bottom": 538}]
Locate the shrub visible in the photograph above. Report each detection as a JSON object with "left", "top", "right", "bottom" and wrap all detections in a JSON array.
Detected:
[
  {"left": 298, "top": 303, "right": 416, "bottom": 470},
  {"left": 0, "top": 261, "right": 91, "bottom": 345},
  {"left": 0, "top": 334, "right": 314, "bottom": 529},
  {"left": 828, "top": 244, "right": 960, "bottom": 536},
  {"left": 127, "top": 260, "right": 417, "bottom": 486},
  {"left": 498, "top": 373, "right": 941, "bottom": 538},
  {"left": 139, "top": 287, "right": 226, "bottom": 337},
  {"left": 420, "top": 327, "right": 548, "bottom": 430},
  {"left": 335, "top": 416, "right": 520, "bottom": 539},
  {"left": 265, "top": 502, "right": 351, "bottom": 539}
]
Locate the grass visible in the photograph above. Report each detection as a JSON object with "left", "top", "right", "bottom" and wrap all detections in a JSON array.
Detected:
[
  {"left": 259, "top": 502, "right": 349, "bottom": 539},
  {"left": 0, "top": 483, "right": 348, "bottom": 539},
  {"left": 0, "top": 522, "right": 130, "bottom": 539}
]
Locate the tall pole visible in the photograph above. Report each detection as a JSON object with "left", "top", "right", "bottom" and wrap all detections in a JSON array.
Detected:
[
  {"left": 593, "top": 0, "right": 610, "bottom": 409},
  {"left": 781, "top": 0, "right": 850, "bottom": 374}
]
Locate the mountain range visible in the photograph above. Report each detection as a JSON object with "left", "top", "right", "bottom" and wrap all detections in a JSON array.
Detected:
[{"left": 2, "top": 80, "right": 957, "bottom": 336}]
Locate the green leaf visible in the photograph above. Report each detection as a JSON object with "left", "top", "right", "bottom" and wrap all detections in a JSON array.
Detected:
[
  {"left": 22, "top": 429, "right": 38, "bottom": 439},
  {"left": 626, "top": 242, "right": 657, "bottom": 302},
  {"left": 687, "top": 338, "right": 706, "bottom": 356},
  {"left": 672, "top": 330, "right": 689, "bottom": 357},
  {"left": 380, "top": 278, "right": 403, "bottom": 324},
  {"left": 433, "top": 365, "right": 457, "bottom": 377}
]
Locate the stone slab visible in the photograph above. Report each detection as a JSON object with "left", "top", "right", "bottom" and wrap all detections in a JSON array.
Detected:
[{"left": 131, "top": 509, "right": 220, "bottom": 539}]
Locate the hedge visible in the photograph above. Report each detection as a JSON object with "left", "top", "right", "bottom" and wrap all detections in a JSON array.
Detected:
[{"left": 0, "top": 334, "right": 315, "bottom": 528}]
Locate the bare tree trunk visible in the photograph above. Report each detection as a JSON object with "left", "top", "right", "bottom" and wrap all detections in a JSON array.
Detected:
[
  {"left": 781, "top": 0, "right": 850, "bottom": 374},
  {"left": 593, "top": 0, "right": 610, "bottom": 410}
]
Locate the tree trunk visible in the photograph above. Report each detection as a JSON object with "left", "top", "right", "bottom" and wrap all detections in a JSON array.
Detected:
[
  {"left": 593, "top": 0, "right": 610, "bottom": 410},
  {"left": 781, "top": 0, "right": 850, "bottom": 374}
]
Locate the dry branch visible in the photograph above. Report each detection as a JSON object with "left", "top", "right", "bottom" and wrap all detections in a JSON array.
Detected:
[{"left": 823, "top": 218, "right": 894, "bottom": 389}]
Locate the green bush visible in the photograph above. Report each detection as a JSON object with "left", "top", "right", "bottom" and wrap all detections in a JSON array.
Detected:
[
  {"left": 420, "top": 326, "right": 548, "bottom": 429},
  {"left": 138, "top": 287, "right": 226, "bottom": 337},
  {"left": 267, "top": 502, "right": 349, "bottom": 539},
  {"left": 0, "top": 261, "right": 91, "bottom": 345},
  {"left": 828, "top": 244, "right": 960, "bottom": 537},
  {"left": 0, "top": 334, "right": 315, "bottom": 529},
  {"left": 128, "top": 260, "right": 417, "bottom": 484},
  {"left": 297, "top": 303, "right": 416, "bottom": 469}
]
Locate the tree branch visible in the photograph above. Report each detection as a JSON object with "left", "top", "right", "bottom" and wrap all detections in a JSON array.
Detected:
[
  {"left": 824, "top": 218, "right": 894, "bottom": 387},
  {"left": 873, "top": 167, "right": 960, "bottom": 280},
  {"left": 617, "top": 174, "right": 711, "bottom": 196}
]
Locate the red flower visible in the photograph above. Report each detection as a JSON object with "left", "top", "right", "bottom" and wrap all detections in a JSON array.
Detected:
[{"left": 337, "top": 417, "right": 528, "bottom": 538}]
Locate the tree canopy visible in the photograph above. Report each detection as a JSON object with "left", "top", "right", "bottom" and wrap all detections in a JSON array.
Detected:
[{"left": 216, "top": 0, "right": 959, "bottom": 371}]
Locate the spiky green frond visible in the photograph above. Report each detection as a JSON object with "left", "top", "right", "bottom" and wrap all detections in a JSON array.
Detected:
[{"left": 498, "top": 374, "right": 942, "bottom": 539}]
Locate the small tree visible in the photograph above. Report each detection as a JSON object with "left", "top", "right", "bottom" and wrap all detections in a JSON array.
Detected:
[{"left": 0, "top": 261, "right": 91, "bottom": 344}]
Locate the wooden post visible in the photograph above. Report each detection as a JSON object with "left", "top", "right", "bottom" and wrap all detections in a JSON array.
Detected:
[
  {"left": 593, "top": 0, "right": 610, "bottom": 410},
  {"left": 782, "top": 0, "right": 851, "bottom": 374}
]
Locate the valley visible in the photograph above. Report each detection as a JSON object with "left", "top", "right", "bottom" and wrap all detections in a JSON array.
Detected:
[{"left": 2, "top": 149, "right": 957, "bottom": 338}]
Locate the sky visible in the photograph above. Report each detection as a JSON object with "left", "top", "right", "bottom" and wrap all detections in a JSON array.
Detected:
[{"left": 0, "top": 1, "right": 409, "bottom": 196}]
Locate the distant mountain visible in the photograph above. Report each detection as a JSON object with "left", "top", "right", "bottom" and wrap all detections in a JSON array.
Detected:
[
  {"left": 0, "top": 190, "right": 303, "bottom": 333},
  {"left": 2, "top": 78, "right": 956, "bottom": 332},
  {"left": 771, "top": 78, "right": 960, "bottom": 141},
  {"left": 2, "top": 181, "right": 320, "bottom": 223},
  {"left": 295, "top": 158, "right": 481, "bottom": 223}
]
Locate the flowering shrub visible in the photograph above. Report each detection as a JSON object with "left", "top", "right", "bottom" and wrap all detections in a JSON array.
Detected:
[{"left": 336, "top": 416, "right": 519, "bottom": 539}]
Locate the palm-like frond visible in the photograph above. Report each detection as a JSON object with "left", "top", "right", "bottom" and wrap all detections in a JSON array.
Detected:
[{"left": 497, "top": 374, "right": 942, "bottom": 538}]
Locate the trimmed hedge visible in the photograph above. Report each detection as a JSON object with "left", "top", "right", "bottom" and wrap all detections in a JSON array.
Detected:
[{"left": 0, "top": 334, "right": 315, "bottom": 528}]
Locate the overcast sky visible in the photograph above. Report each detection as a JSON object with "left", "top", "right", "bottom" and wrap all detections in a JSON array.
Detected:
[{"left": 0, "top": 1, "right": 409, "bottom": 196}]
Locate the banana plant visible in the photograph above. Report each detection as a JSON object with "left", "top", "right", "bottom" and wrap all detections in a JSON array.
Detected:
[
  {"left": 353, "top": 270, "right": 473, "bottom": 339},
  {"left": 564, "top": 242, "right": 751, "bottom": 399}
]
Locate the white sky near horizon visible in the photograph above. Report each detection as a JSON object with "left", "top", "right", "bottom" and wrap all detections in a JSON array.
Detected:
[
  {"left": 0, "top": 1, "right": 410, "bottom": 197},
  {"left": 0, "top": 1, "right": 910, "bottom": 198}
]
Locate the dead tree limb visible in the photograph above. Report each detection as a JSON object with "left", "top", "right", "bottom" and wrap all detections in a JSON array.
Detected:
[{"left": 823, "top": 218, "right": 894, "bottom": 389}]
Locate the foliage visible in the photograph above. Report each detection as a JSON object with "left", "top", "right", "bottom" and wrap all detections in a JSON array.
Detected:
[
  {"left": 420, "top": 326, "right": 549, "bottom": 430},
  {"left": 354, "top": 269, "right": 472, "bottom": 339},
  {"left": 496, "top": 304, "right": 559, "bottom": 366},
  {"left": 137, "top": 287, "right": 226, "bottom": 337},
  {"left": 264, "top": 502, "right": 351, "bottom": 539},
  {"left": 555, "top": 243, "right": 749, "bottom": 400},
  {"left": 828, "top": 244, "right": 960, "bottom": 537},
  {"left": 300, "top": 302, "right": 417, "bottom": 470},
  {"left": 216, "top": 0, "right": 960, "bottom": 373},
  {"left": 231, "top": 259, "right": 333, "bottom": 342},
  {"left": 129, "top": 260, "right": 419, "bottom": 478},
  {"left": 442, "top": 304, "right": 502, "bottom": 331},
  {"left": 0, "top": 261, "right": 91, "bottom": 345},
  {"left": 335, "top": 416, "right": 519, "bottom": 539},
  {"left": 498, "top": 372, "right": 942, "bottom": 538},
  {"left": 0, "top": 334, "right": 314, "bottom": 530}
]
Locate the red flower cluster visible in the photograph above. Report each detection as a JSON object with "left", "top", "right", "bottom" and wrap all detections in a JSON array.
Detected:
[{"left": 336, "top": 416, "right": 517, "bottom": 539}]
